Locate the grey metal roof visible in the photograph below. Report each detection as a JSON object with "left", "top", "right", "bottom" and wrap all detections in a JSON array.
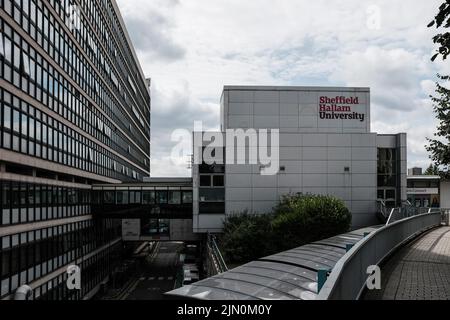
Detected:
[
  {"left": 222, "top": 85, "right": 370, "bottom": 92},
  {"left": 166, "top": 226, "right": 380, "bottom": 300},
  {"left": 407, "top": 175, "right": 440, "bottom": 180}
]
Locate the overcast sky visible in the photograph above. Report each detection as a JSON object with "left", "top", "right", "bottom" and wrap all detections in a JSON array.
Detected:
[{"left": 116, "top": 0, "right": 449, "bottom": 177}]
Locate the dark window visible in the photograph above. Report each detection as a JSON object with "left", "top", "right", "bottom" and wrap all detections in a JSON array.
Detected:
[
  {"left": 377, "top": 175, "right": 396, "bottom": 188},
  {"left": 199, "top": 189, "right": 225, "bottom": 202},
  {"left": 199, "top": 202, "right": 225, "bottom": 214},
  {"left": 156, "top": 191, "right": 168, "bottom": 204},
  {"left": 386, "top": 190, "right": 396, "bottom": 199},
  {"left": 129, "top": 191, "right": 141, "bottom": 204},
  {"left": 142, "top": 191, "right": 155, "bottom": 204},
  {"left": 103, "top": 191, "right": 115, "bottom": 204},
  {"left": 200, "top": 175, "right": 211, "bottom": 187},
  {"left": 182, "top": 191, "right": 192, "bottom": 204},
  {"left": 199, "top": 164, "right": 225, "bottom": 174},
  {"left": 213, "top": 175, "right": 224, "bottom": 187},
  {"left": 168, "top": 191, "right": 181, "bottom": 205},
  {"left": 116, "top": 191, "right": 128, "bottom": 204},
  {"left": 377, "top": 190, "right": 384, "bottom": 199},
  {"left": 2, "top": 182, "right": 11, "bottom": 209}
]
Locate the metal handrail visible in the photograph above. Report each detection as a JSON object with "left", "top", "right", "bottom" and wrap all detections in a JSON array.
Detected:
[
  {"left": 377, "top": 200, "right": 389, "bottom": 220},
  {"left": 211, "top": 234, "right": 228, "bottom": 273},
  {"left": 317, "top": 211, "right": 442, "bottom": 300},
  {"left": 385, "top": 208, "right": 397, "bottom": 226},
  {"left": 207, "top": 233, "right": 228, "bottom": 274},
  {"left": 385, "top": 204, "right": 446, "bottom": 226}
]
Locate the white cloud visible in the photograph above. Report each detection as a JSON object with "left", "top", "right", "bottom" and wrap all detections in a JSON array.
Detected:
[{"left": 116, "top": 0, "right": 446, "bottom": 176}]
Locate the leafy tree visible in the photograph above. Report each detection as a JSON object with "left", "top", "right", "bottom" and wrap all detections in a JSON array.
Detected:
[
  {"left": 220, "top": 211, "right": 275, "bottom": 264},
  {"left": 271, "top": 194, "right": 352, "bottom": 249},
  {"left": 426, "top": 74, "right": 450, "bottom": 178},
  {"left": 428, "top": 1, "right": 450, "bottom": 61},
  {"left": 426, "top": 2, "right": 450, "bottom": 177},
  {"left": 424, "top": 163, "right": 440, "bottom": 175},
  {"left": 219, "top": 194, "right": 352, "bottom": 264}
]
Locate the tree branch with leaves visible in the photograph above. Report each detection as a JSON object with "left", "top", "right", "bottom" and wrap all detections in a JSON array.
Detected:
[
  {"left": 429, "top": 0, "right": 450, "bottom": 61},
  {"left": 426, "top": 2, "right": 450, "bottom": 178}
]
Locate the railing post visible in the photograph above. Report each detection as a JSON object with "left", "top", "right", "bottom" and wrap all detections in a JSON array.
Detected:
[{"left": 317, "top": 269, "right": 331, "bottom": 293}]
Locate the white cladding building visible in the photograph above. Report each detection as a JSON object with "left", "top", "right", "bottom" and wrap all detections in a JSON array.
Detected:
[{"left": 192, "top": 86, "right": 407, "bottom": 233}]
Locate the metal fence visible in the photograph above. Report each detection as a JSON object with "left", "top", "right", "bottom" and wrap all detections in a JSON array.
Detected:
[
  {"left": 385, "top": 207, "right": 443, "bottom": 225},
  {"left": 206, "top": 234, "right": 228, "bottom": 276}
]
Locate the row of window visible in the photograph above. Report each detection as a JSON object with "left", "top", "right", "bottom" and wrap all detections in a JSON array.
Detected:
[
  {"left": 198, "top": 155, "right": 225, "bottom": 213},
  {"left": 200, "top": 175, "right": 224, "bottom": 188},
  {"left": 407, "top": 180, "right": 440, "bottom": 188},
  {"left": 0, "top": 88, "right": 145, "bottom": 181},
  {"left": 0, "top": 8, "right": 150, "bottom": 170},
  {"left": 0, "top": 180, "right": 90, "bottom": 226},
  {"left": 0, "top": 25, "right": 149, "bottom": 175},
  {"left": 141, "top": 218, "right": 170, "bottom": 237},
  {"left": 4, "top": 0, "right": 151, "bottom": 145},
  {"left": 377, "top": 149, "right": 399, "bottom": 189},
  {"left": 33, "top": 241, "right": 122, "bottom": 300},
  {"left": 75, "top": 0, "right": 151, "bottom": 123},
  {"left": 67, "top": 0, "right": 150, "bottom": 130},
  {"left": 0, "top": 218, "right": 121, "bottom": 298},
  {"left": 92, "top": 189, "right": 193, "bottom": 206}
]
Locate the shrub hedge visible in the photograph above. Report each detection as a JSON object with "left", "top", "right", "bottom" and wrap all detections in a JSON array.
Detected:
[{"left": 220, "top": 194, "right": 352, "bottom": 264}]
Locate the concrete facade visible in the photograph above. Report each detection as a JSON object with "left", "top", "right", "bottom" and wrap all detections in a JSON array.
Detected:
[
  {"left": 222, "top": 86, "right": 371, "bottom": 134},
  {"left": 441, "top": 181, "right": 450, "bottom": 208},
  {"left": 193, "top": 86, "right": 407, "bottom": 233}
]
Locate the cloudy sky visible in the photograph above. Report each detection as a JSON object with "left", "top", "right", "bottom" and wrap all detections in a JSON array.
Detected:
[{"left": 116, "top": 0, "right": 449, "bottom": 177}]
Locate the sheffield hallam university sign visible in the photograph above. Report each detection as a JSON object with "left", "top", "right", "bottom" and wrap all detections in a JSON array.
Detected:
[{"left": 319, "top": 96, "right": 365, "bottom": 122}]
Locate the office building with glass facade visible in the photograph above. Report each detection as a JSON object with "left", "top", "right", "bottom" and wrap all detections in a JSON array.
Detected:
[{"left": 1, "top": 0, "right": 151, "bottom": 299}]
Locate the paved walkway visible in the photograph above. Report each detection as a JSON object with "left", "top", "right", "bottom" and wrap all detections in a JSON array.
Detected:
[{"left": 364, "top": 227, "right": 450, "bottom": 300}]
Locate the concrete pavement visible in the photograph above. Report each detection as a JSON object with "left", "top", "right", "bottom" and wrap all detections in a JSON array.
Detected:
[
  {"left": 123, "top": 242, "right": 184, "bottom": 300},
  {"left": 364, "top": 227, "right": 450, "bottom": 300}
]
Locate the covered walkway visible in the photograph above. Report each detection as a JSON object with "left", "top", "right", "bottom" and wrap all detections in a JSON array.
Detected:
[{"left": 166, "top": 226, "right": 379, "bottom": 300}]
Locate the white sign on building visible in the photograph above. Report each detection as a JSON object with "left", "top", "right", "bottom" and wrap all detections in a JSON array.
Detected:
[
  {"left": 407, "top": 188, "right": 439, "bottom": 195},
  {"left": 122, "top": 219, "right": 140, "bottom": 241}
]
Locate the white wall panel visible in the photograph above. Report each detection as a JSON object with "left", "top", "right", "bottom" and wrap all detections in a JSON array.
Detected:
[
  {"left": 303, "top": 161, "right": 327, "bottom": 174},
  {"left": 280, "top": 92, "right": 299, "bottom": 104},
  {"left": 303, "top": 174, "right": 327, "bottom": 187},
  {"left": 229, "top": 90, "right": 253, "bottom": 102},
  {"left": 327, "top": 147, "right": 352, "bottom": 160},
  {"left": 228, "top": 103, "right": 252, "bottom": 115},
  {"left": 252, "top": 188, "right": 279, "bottom": 201},
  {"left": 227, "top": 174, "right": 252, "bottom": 188}
]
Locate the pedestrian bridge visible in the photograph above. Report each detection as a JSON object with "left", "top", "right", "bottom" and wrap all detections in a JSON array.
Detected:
[
  {"left": 91, "top": 178, "right": 193, "bottom": 219},
  {"left": 92, "top": 178, "right": 198, "bottom": 241},
  {"left": 363, "top": 226, "right": 450, "bottom": 300},
  {"left": 167, "top": 208, "right": 449, "bottom": 300}
]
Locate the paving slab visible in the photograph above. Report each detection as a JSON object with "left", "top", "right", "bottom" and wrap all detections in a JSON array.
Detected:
[{"left": 364, "top": 227, "right": 450, "bottom": 300}]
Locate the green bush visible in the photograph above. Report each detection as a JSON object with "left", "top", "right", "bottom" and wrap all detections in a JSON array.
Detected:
[
  {"left": 220, "top": 211, "right": 275, "bottom": 264},
  {"left": 219, "top": 194, "right": 352, "bottom": 264},
  {"left": 271, "top": 194, "right": 352, "bottom": 249}
]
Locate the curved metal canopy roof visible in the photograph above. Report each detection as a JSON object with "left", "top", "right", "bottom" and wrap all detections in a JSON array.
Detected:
[{"left": 166, "top": 226, "right": 379, "bottom": 300}]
